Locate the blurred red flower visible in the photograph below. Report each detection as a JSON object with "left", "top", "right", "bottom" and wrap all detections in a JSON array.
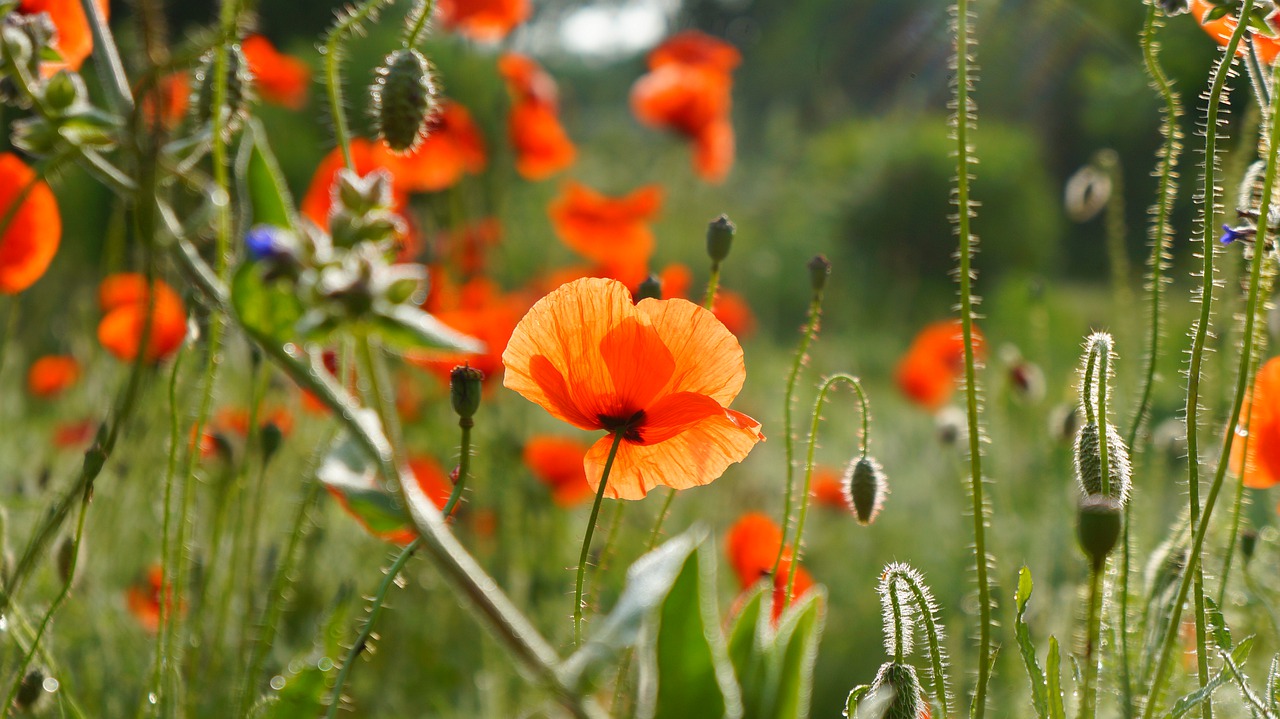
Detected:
[
  {"left": 436, "top": 0, "right": 531, "bottom": 42},
  {"left": 18, "top": 0, "right": 109, "bottom": 75},
  {"left": 1231, "top": 356, "right": 1280, "bottom": 489},
  {"left": 393, "top": 101, "right": 488, "bottom": 192},
  {"left": 242, "top": 35, "right": 311, "bottom": 109},
  {"left": 725, "top": 512, "right": 814, "bottom": 621},
  {"left": 27, "top": 354, "right": 79, "bottom": 398},
  {"left": 549, "top": 182, "right": 662, "bottom": 288},
  {"left": 97, "top": 273, "right": 187, "bottom": 363},
  {"left": 0, "top": 153, "right": 60, "bottom": 294},
  {"left": 895, "top": 320, "right": 985, "bottom": 410},
  {"left": 523, "top": 435, "right": 594, "bottom": 507},
  {"left": 126, "top": 565, "right": 183, "bottom": 633},
  {"left": 499, "top": 53, "right": 576, "bottom": 180},
  {"left": 1189, "top": 0, "right": 1280, "bottom": 65}
]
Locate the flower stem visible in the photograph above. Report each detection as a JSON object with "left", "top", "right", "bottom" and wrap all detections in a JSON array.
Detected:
[
  {"left": 324, "top": 0, "right": 392, "bottom": 170},
  {"left": 1080, "top": 563, "right": 1106, "bottom": 719},
  {"left": 403, "top": 0, "right": 437, "bottom": 47},
  {"left": 356, "top": 333, "right": 404, "bottom": 468},
  {"left": 574, "top": 432, "right": 625, "bottom": 647},
  {"left": 147, "top": 346, "right": 186, "bottom": 715},
  {"left": 703, "top": 262, "right": 721, "bottom": 311}
]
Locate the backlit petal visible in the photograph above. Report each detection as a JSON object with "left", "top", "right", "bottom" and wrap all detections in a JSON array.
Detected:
[{"left": 635, "top": 295, "right": 746, "bottom": 405}]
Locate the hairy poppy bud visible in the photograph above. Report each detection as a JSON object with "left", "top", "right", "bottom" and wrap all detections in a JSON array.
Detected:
[
  {"left": 867, "top": 662, "right": 926, "bottom": 719},
  {"left": 844, "top": 456, "right": 887, "bottom": 526},
  {"left": 1074, "top": 422, "right": 1131, "bottom": 505},
  {"left": 636, "top": 274, "right": 662, "bottom": 301},
  {"left": 373, "top": 48, "right": 438, "bottom": 154},
  {"left": 706, "top": 214, "right": 735, "bottom": 264},
  {"left": 191, "top": 44, "right": 253, "bottom": 136},
  {"left": 807, "top": 254, "right": 831, "bottom": 293},
  {"left": 1078, "top": 494, "right": 1122, "bottom": 570},
  {"left": 450, "top": 364, "right": 484, "bottom": 423}
]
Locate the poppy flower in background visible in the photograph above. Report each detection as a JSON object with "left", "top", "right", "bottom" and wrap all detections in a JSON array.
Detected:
[
  {"left": 549, "top": 182, "right": 662, "bottom": 289},
  {"left": 809, "top": 465, "right": 847, "bottom": 509},
  {"left": 435, "top": 217, "right": 502, "bottom": 275},
  {"left": 1231, "top": 356, "right": 1280, "bottom": 489},
  {"left": 725, "top": 512, "right": 814, "bottom": 621},
  {"left": 393, "top": 101, "right": 488, "bottom": 193},
  {"left": 18, "top": 0, "right": 109, "bottom": 75},
  {"left": 631, "top": 31, "right": 740, "bottom": 183},
  {"left": 409, "top": 277, "right": 524, "bottom": 386},
  {"left": 499, "top": 53, "right": 576, "bottom": 180},
  {"left": 52, "top": 418, "right": 95, "bottom": 449},
  {"left": 895, "top": 320, "right": 985, "bottom": 410},
  {"left": 139, "top": 72, "right": 190, "bottom": 129},
  {"left": 0, "top": 153, "right": 61, "bottom": 294},
  {"left": 213, "top": 405, "right": 295, "bottom": 438},
  {"left": 436, "top": 0, "right": 531, "bottom": 42},
  {"left": 523, "top": 435, "right": 594, "bottom": 507},
  {"left": 125, "top": 565, "right": 182, "bottom": 633},
  {"left": 1188, "top": 0, "right": 1280, "bottom": 65},
  {"left": 242, "top": 35, "right": 311, "bottom": 109},
  {"left": 502, "top": 277, "right": 764, "bottom": 500},
  {"left": 658, "top": 263, "right": 757, "bottom": 338},
  {"left": 97, "top": 273, "right": 188, "bottom": 363},
  {"left": 27, "top": 354, "right": 79, "bottom": 398}
]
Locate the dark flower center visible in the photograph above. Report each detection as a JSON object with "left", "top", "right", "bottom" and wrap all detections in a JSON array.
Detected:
[{"left": 598, "top": 409, "right": 646, "bottom": 443}]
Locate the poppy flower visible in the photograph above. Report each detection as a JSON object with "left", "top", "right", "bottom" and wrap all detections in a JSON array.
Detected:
[
  {"left": 895, "top": 320, "right": 985, "bottom": 410},
  {"left": 809, "top": 466, "right": 847, "bottom": 509},
  {"left": 213, "top": 406, "right": 295, "bottom": 437},
  {"left": 1189, "top": 0, "right": 1280, "bottom": 65},
  {"left": 436, "top": 217, "right": 502, "bottom": 275},
  {"left": 140, "top": 72, "right": 190, "bottom": 130},
  {"left": 97, "top": 273, "right": 188, "bottom": 363},
  {"left": 242, "top": 35, "right": 310, "bottom": 109},
  {"left": 658, "top": 263, "right": 756, "bottom": 338},
  {"left": 524, "top": 435, "right": 594, "bottom": 506},
  {"left": 393, "top": 101, "right": 488, "bottom": 193},
  {"left": 408, "top": 277, "right": 524, "bottom": 386},
  {"left": 52, "top": 418, "right": 95, "bottom": 449},
  {"left": 502, "top": 277, "right": 764, "bottom": 500},
  {"left": 499, "top": 53, "right": 576, "bottom": 180},
  {"left": 1231, "top": 356, "right": 1280, "bottom": 489},
  {"left": 327, "top": 454, "right": 453, "bottom": 546},
  {"left": 27, "top": 354, "right": 78, "bottom": 398},
  {"left": 125, "top": 565, "right": 183, "bottom": 633},
  {"left": 18, "top": 0, "right": 109, "bottom": 75},
  {"left": 725, "top": 512, "right": 814, "bottom": 621},
  {"left": 549, "top": 182, "right": 662, "bottom": 288},
  {"left": 0, "top": 153, "right": 61, "bottom": 294},
  {"left": 631, "top": 31, "right": 740, "bottom": 183},
  {"left": 436, "top": 0, "right": 531, "bottom": 42}
]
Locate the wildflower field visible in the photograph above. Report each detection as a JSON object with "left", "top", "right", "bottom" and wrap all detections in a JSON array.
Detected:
[{"left": 7, "top": 0, "right": 1280, "bottom": 717}]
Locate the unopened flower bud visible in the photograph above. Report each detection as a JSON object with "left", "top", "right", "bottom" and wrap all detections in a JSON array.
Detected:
[
  {"left": 1241, "top": 529, "right": 1258, "bottom": 566},
  {"left": 372, "top": 48, "right": 438, "bottom": 154},
  {"left": 14, "top": 669, "right": 45, "bottom": 711},
  {"left": 636, "top": 274, "right": 662, "bottom": 302},
  {"left": 807, "top": 254, "right": 831, "bottom": 293},
  {"left": 1077, "top": 494, "right": 1122, "bottom": 569},
  {"left": 43, "top": 70, "right": 84, "bottom": 112},
  {"left": 55, "top": 533, "right": 78, "bottom": 586},
  {"left": 1074, "top": 422, "right": 1131, "bottom": 505},
  {"left": 335, "top": 169, "right": 396, "bottom": 216},
  {"left": 706, "top": 214, "right": 735, "bottom": 264},
  {"left": 450, "top": 364, "right": 484, "bottom": 423},
  {"left": 260, "top": 421, "right": 283, "bottom": 465},
  {"left": 844, "top": 456, "right": 887, "bottom": 526},
  {"left": 867, "top": 662, "right": 925, "bottom": 719}
]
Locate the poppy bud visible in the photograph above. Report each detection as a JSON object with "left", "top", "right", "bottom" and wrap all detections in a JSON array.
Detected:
[
  {"left": 1077, "top": 494, "right": 1122, "bottom": 570},
  {"left": 935, "top": 406, "right": 967, "bottom": 447},
  {"left": 55, "top": 533, "right": 78, "bottom": 586},
  {"left": 372, "top": 48, "right": 438, "bottom": 154},
  {"left": 1241, "top": 529, "right": 1258, "bottom": 566},
  {"left": 43, "top": 70, "right": 84, "bottom": 113},
  {"left": 844, "top": 456, "right": 887, "bottom": 526},
  {"left": 706, "top": 214, "right": 735, "bottom": 264},
  {"left": 260, "top": 421, "right": 284, "bottom": 465},
  {"left": 191, "top": 44, "right": 253, "bottom": 136},
  {"left": 1074, "top": 422, "right": 1131, "bottom": 505},
  {"left": 867, "top": 662, "right": 926, "bottom": 719},
  {"left": 1157, "top": 0, "right": 1189, "bottom": 15},
  {"left": 807, "top": 254, "right": 831, "bottom": 293},
  {"left": 636, "top": 274, "right": 662, "bottom": 301},
  {"left": 450, "top": 364, "right": 484, "bottom": 423},
  {"left": 14, "top": 669, "right": 44, "bottom": 711}
]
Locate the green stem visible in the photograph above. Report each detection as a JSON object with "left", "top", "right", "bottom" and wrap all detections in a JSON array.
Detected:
[
  {"left": 645, "top": 489, "right": 675, "bottom": 552},
  {"left": 1092, "top": 338, "right": 1113, "bottom": 498},
  {"left": 357, "top": 333, "right": 404, "bottom": 468},
  {"left": 443, "top": 423, "right": 472, "bottom": 518},
  {"left": 1143, "top": 6, "right": 1268, "bottom": 713},
  {"left": 882, "top": 567, "right": 952, "bottom": 718},
  {"left": 574, "top": 432, "right": 625, "bottom": 647},
  {"left": 324, "top": 0, "right": 392, "bottom": 170},
  {"left": 1080, "top": 564, "right": 1106, "bottom": 719},
  {"left": 403, "top": 0, "right": 437, "bottom": 47},
  {"left": 703, "top": 262, "right": 721, "bottom": 311},
  {"left": 146, "top": 347, "right": 186, "bottom": 716},
  {"left": 78, "top": 0, "right": 134, "bottom": 113}
]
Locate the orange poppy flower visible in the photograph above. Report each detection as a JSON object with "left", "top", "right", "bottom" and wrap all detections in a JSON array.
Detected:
[
  {"left": 393, "top": 101, "right": 488, "bottom": 192},
  {"left": 809, "top": 466, "right": 846, "bottom": 509},
  {"left": 213, "top": 406, "right": 295, "bottom": 437},
  {"left": 409, "top": 279, "right": 523, "bottom": 387},
  {"left": 435, "top": 218, "right": 502, "bottom": 275},
  {"left": 499, "top": 53, "right": 576, "bottom": 180},
  {"left": 140, "top": 72, "right": 190, "bottom": 130},
  {"left": 657, "top": 263, "right": 756, "bottom": 337},
  {"left": 631, "top": 31, "right": 740, "bottom": 183},
  {"left": 1189, "top": 0, "right": 1280, "bottom": 65},
  {"left": 502, "top": 277, "right": 764, "bottom": 500},
  {"left": 524, "top": 435, "right": 594, "bottom": 506},
  {"left": 895, "top": 320, "right": 985, "bottom": 410},
  {"left": 52, "top": 418, "right": 95, "bottom": 449},
  {"left": 549, "top": 182, "right": 662, "bottom": 288},
  {"left": 1231, "top": 356, "right": 1280, "bottom": 489},
  {"left": 27, "top": 354, "right": 78, "bottom": 398},
  {"left": 725, "top": 512, "right": 814, "bottom": 621},
  {"left": 0, "top": 153, "right": 60, "bottom": 294},
  {"left": 125, "top": 565, "right": 183, "bottom": 633},
  {"left": 437, "top": 0, "right": 531, "bottom": 42},
  {"left": 18, "top": 0, "right": 109, "bottom": 75},
  {"left": 242, "top": 35, "right": 310, "bottom": 110},
  {"left": 97, "top": 273, "right": 188, "bottom": 363}
]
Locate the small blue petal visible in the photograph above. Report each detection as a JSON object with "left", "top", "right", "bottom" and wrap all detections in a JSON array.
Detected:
[
  {"left": 1220, "top": 224, "right": 1241, "bottom": 245},
  {"left": 245, "top": 226, "right": 281, "bottom": 260}
]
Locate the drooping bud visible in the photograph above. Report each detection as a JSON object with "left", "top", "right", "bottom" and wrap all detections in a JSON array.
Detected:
[
  {"left": 372, "top": 48, "right": 438, "bottom": 154},
  {"left": 706, "top": 214, "right": 735, "bottom": 264},
  {"left": 807, "top": 254, "right": 831, "bottom": 293},
  {"left": 1077, "top": 494, "right": 1122, "bottom": 570},
  {"left": 935, "top": 405, "right": 967, "bottom": 447},
  {"left": 1073, "top": 421, "right": 1131, "bottom": 505},
  {"left": 844, "top": 456, "right": 887, "bottom": 526},
  {"left": 636, "top": 274, "right": 662, "bottom": 301},
  {"left": 191, "top": 44, "right": 253, "bottom": 136},
  {"left": 450, "top": 364, "right": 484, "bottom": 423},
  {"left": 1047, "top": 403, "right": 1081, "bottom": 444},
  {"left": 867, "top": 662, "right": 926, "bottom": 719}
]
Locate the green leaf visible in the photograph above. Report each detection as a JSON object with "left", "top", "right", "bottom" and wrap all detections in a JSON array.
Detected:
[
  {"left": 763, "top": 589, "right": 825, "bottom": 719},
  {"left": 637, "top": 541, "right": 743, "bottom": 719},
  {"left": 727, "top": 584, "right": 767, "bottom": 716},
  {"left": 1014, "top": 566, "right": 1050, "bottom": 719},
  {"left": 252, "top": 587, "right": 355, "bottom": 719},
  {"left": 1204, "top": 596, "right": 1232, "bottom": 651},
  {"left": 231, "top": 261, "right": 304, "bottom": 343},
  {"left": 1046, "top": 636, "right": 1065, "bottom": 719},
  {"left": 243, "top": 119, "right": 298, "bottom": 230},
  {"left": 843, "top": 685, "right": 872, "bottom": 718},
  {"left": 370, "top": 303, "right": 484, "bottom": 354},
  {"left": 317, "top": 432, "right": 412, "bottom": 541}
]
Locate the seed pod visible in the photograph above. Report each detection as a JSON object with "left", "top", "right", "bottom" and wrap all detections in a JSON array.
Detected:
[
  {"left": 807, "top": 254, "right": 831, "bottom": 292},
  {"left": 260, "top": 421, "right": 284, "bottom": 465},
  {"left": 867, "top": 662, "right": 927, "bottom": 719},
  {"left": 450, "top": 364, "right": 484, "bottom": 422},
  {"left": 1077, "top": 494, "right": 1122, "bottom": 570},
  {"left": 43, "top": 70, "right": 85, "bottom": 113},
  {"left": 190, "top": 44, "right": 253, "bottom": 135},
  {"left": 1241, "top": 529, "right": 1258, "bottom": 566},
  {"left": 636, "top": 274, "right": 662, "bottom": 301},
  {"left": 1073, "top": 422, "right": 1131, "bottom": 505},
  {"left": 706, "top": 214, "right": 735, "bottom": 264},
  {"left": 844, "top": 456, "right": 887, "bottom": 526},
  {"left": 372, "top": 48, "right": 438, "bottom": 154}
]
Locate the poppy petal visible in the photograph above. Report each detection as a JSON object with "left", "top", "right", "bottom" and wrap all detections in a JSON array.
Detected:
[
  {"left": 599, "top": 316, "right": 675, "bottom": 416},
  {"left": 0, "top": 153, "right": 61, "bottom": 294},
  {"left": 635, "top": 295, "right": 746, "bottom": 405}
]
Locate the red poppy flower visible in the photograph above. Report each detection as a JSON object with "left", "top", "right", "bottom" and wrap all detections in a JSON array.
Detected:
[
  {"left": 97, "top": 273, "right": 188, "bottom": 363},
  {"left": 140, "top": 72, "right": 190, "bottom": 130},
  {"left": 27, "top": 354, "right": 78, "bottom": 398},
  {"left": 435, "top": 218, "right": 502, "bottom": 275},
  {"left": 631, "top": 31, "right": 740, "bottom": 183},
  {"left": 1231, "top": 356, "right": 1280, "bottom": 489},
  {"left": 53, "top": 418, "right": 95, "bottom": 449},
  {"left": 125, "top": 565, "right": 183, "bottom": 633},
  {"left": 213, "top": 406, "right": 295, "bottom": 437},
  {"left": 242, "top": 35, "right": 310, "bottom": 109},
  {"left": 436, "top": 0, "right": 531, "bottom": 42},
  {"left": 0, "top": 153, "right": 60, "bottom": 294},
  {"left": 499, "top": 53, "right": 576, "bottom": 180},
  {"left": 658, "top": 263, "right": 756, "bottom": 337},
  {"left": 502, "top": 277, "right": 764, "bottom": 500},
  {"left": 549, "top": 182, "right": 662, "bottom": 288},
  {"left": 725, "top": 512, "right": 814, "bottom": 621},
  {"left": 393, "top": 101, "right": 488, "bottom": 192},
  {"left": 1189, "top": 0, "right": 1280, "bottom": 65},
  {"left": 409, "top": 279, "right": 523, "bottom": 387},
  {"left": 809, "top": 466, "right": 846, "bottom": 509},
  {"left": 895, "top": 320, "right": 985, "bottom": 410},
  {"left": 18, "top": 0, "right": 109, "bottom": 75},
  {"left": 524, "top": 435, "right": 594, "bottom": 506}
]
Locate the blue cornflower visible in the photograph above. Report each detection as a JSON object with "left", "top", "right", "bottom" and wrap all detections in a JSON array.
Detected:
[
  {"left": 245, "top": 225, "right": 285, "bottom": 260},
  {"left": 1221, "top": 224, "right": 1246, "bottom": 245}
]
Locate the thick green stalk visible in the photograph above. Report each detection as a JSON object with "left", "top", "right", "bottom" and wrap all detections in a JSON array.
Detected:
[
  {"left": 78, "top": 0, "right": 134, "bottom": 112},
  {"left": 574, "top": 432, "right": 625, "bottom": 647}
]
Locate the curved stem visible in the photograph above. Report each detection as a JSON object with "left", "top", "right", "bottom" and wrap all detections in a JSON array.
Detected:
[
  {"left": 882, "top": 567, "right": 953, "bottom": 718},
  {"left": 1090, "top": 338, "right": 1113, "bottom": 498},
  {"left": 443, "top": 423, "right": 472, "bottom": 518},
  {"left": 574, "top": 432, "right": 625, "bottom": 647},
  {"left": 324, "top": 0, "right": 391, "bottom": 171},
  {"left": 888, "top": 582, "right": 906, "bottom": 664}
]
